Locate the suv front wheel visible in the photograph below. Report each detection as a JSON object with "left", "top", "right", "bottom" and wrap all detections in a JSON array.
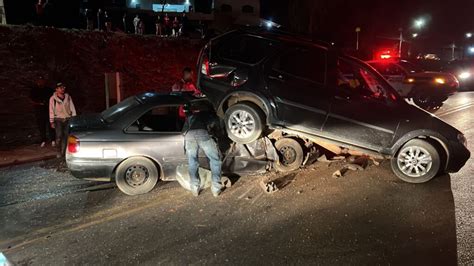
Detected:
[
  {"left": 390, "top": 139, "right": 441, "bottom": 183},
  {"left": 225, "top": 102, "right": 265, "bottom": 144}
]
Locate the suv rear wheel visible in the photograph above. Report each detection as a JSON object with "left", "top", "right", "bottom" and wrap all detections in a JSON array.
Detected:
[
  {"left": 390, "top": 139, "right": 441, "bottom": 183},
  {"left": 224, "top": 102, "right": 265, "bottom": 144}
]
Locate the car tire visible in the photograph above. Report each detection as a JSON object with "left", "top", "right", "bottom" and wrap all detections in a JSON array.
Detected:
[
  {"left": 274, "top": 138, "right": 304, "bottom": 172},
  {"left": 390, "top": 139, "right": 441, "bottom": 183},
  {"left": 115, "top": 157, "right": 159, "bottom": 195},
  {"left": 225, "top": 102, "right": 265, "bottom": 144}
]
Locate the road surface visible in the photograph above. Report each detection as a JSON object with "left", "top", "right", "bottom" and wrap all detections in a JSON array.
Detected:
[{"left": 0, "top": 92, "right": 472, "bottom": 265}]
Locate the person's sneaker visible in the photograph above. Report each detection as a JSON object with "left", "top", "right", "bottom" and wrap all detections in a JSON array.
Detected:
[
  {"left": 40, "top": 142, "right": 46, "bottom": 148},
  {"left": 212, "top": 189, "right": 222, "bottom": 198},
  {"left": 51, "top": 141, "right": 56, "bottom": 147}
]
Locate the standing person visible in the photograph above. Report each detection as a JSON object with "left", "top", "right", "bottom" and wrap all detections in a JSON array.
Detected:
[
  {"left": 104, "top": 11, "right": 112, "bottom": 32},
  {"left": 138, "top": 18, "right": 145, "bottom": 35},
  {"left": 35, "top": 0, "right": 46, "bottom": 26},
  {"left": 172, "top": 16, "right": 180, "bottom": 37},
  {"left": 85, "top": 8, "right": 94, "bottom": 30},
  {"left": 49, "top": 83, "right": 77, "bottom": 156},
  {"left": 122, "top": 13, "right": 128, "bottom": 33},
  {"left": 155, "top": 14, "right": 163, "bottom": 36},
  {"left": 30, "top": 76, "right": 55, "bottom": 147},
  {"left": 171, "top": 67, "right": 201, "bottom": 95},
  {"left": 183, "top": 103, "right": 223, "bottom": 197},
  {"left": 96, "top": 8, "right": 104, "bottom": 31},
  {"left": 133, "top": 14, "right": 140, "bottom": 34},
  {"left": 163, "top": 13, "right": 170, "bottom": 36},
  {"left": 180, "top": 12, "right": 189, "bottom": 36}
]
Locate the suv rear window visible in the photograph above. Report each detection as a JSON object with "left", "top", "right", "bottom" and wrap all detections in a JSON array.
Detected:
[
  {"left": 218, "top": 35, "right": 276, "bottom": 64},
  {"left": 273, "top": 46, "right": 327, "bottom": 84}
]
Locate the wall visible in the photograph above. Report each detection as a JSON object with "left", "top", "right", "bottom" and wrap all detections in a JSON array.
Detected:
[{"left": 0, "top": 25, "right": 203, "bottom": 147}]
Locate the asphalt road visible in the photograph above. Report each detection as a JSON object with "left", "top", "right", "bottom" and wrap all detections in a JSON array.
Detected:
[{"left": 0, "top": 93, "right": 473, "bottom": 265}]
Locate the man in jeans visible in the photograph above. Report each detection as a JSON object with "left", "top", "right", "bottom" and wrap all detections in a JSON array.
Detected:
[
  {"left": 49, "top": 83, "right": 77, "bottom": 156},
  {"left": 183, "top": 103, "right": 222, "bottom": 197}
]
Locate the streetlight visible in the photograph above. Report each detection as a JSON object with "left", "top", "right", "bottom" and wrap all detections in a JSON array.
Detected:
[
  {"left": 412, "top": 33, "right": 418, "bottom": 38},
  {"left": 414, "top": 18, "right": 425, "bottom": 29},
  {"left": 466, "top": 32, "right": 472, "bottom": 38}
]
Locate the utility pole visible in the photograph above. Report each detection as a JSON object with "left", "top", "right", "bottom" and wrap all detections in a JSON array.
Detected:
[
  {"left": 355, "top": 27, "right": 361, "bottom": 51},
  {"left": 0, "top": 0, "right": 6, "bottom": 25},
  {"left": 451, "top": 43, "right": 456, "bottom": 61},
  {"left": 398, "top": 28, "right": 403, "bottom": 58}
]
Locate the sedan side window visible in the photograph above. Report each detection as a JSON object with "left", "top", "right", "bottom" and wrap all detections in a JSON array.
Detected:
[
  {"left": 126, "top": 105, "right": 185, "bottom": 133},
  {"left": 337, "top": 59, "right": 388, "bottom": 101}
]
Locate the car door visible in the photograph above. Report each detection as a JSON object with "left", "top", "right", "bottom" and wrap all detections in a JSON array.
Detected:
[
  {"left": 323, "top": 57, "right": 399, "bottom": 151},
  {"left": 122, "top": 105, "right": 188, "bottom": 179},
  {"left": 266, "top": 45, "right": 331, "bottom": 132}
]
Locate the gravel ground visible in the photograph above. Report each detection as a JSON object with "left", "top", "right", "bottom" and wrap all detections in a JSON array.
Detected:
[{"left": 0, "top": 93, "right": 472, "bottom": 265}]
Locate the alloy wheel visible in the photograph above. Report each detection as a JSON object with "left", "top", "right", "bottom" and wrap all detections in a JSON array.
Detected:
[
  {"left": 228, "top": 110, "right": 256, "bottom": 139},
  {"left": 397, "top": 146, "right": 433, "bottom": 177}
]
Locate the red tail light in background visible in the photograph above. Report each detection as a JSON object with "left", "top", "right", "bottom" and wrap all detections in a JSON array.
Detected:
[
  {"left": 67, "top": 135, "right": 80, "bottom": 153},
  {"left": 201, "top": 57, "right": 210, "bottom": 76}
]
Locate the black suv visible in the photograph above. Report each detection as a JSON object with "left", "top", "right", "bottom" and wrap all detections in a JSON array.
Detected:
[{"left": 197, "top": 29, "right": 470, "bottom": 183}]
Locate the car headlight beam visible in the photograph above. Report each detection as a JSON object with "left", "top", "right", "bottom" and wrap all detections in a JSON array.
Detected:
[
  {"left": 434, "top": 78, "right": 446, "bottom": 84},
  {"left": 458, "top": 71, "right": 471, "bottom": 80}
]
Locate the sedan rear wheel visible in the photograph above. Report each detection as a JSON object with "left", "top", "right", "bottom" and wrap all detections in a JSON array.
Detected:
[
  {"left": 390, "top": 139, "right": 441, "bottom": 183},
  {"left": 274, "top": 138, "right": 304, "bottom": 172},
  {"left": 115, "top": 157, "right": 159, "bottom": 195}
]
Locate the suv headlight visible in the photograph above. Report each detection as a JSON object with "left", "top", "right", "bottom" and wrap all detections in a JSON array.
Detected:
[{"left": 458, "top": 133, "right": 467, "bottom": 147}]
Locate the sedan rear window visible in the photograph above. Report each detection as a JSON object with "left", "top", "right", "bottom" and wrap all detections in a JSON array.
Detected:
[{"left": 101, "top": 97, "right": 140, "bottom": 123}]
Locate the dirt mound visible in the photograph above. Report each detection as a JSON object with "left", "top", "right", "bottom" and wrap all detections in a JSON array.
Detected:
[{"left": 0, "top": 25, "right": 202, "bottom": 146}]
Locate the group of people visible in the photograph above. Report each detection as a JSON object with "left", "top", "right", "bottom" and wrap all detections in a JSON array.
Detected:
[
  {"left": 83, "top": 8, "right": 190, "bottom": 37},
  {"left": 85, "top": 8, "right": 112, "bottom": 32},
  {"left": 30, "top": 77, "right": 76, "bottom": 157}
]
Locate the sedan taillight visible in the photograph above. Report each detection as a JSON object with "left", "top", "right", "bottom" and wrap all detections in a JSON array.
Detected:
[{"left": 67, "top": 135, "right": 80, "bottom": 153}]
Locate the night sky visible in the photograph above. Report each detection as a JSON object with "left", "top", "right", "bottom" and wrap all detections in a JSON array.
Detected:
[
  {"left": 261, "top": 0, "right": 474, "bottom": 51},
  {"left": 4, "top": 0, "right": 474, "bottom": 56}
]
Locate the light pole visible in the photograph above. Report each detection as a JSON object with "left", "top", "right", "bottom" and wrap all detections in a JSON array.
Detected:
[
  {"left": 398, "top": 28, "right": 403, "bottom": 57},
  {"left": 451, "top": 43, "right": 456, "bottom": 60},
  {"left": 355, "top": 27, "right": 361, "bottom": 51}
]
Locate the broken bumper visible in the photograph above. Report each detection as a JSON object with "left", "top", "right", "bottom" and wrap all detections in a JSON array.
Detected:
[{"left": 66, "top": 157, "right": 120, "bottom": 179}]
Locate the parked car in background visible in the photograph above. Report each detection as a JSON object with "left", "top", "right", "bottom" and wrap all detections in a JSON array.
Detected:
[
  {"left": 197, "top": 29, "right": 470, "bottom": 183},
  {"left": 366, "top": 59, "right": 459, "bottom": 109},
  {"left": 442, "top": 59, "right": 474, "bottom": 91}
]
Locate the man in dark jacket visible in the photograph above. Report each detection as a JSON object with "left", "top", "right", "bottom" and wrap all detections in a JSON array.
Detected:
[
  {"left": 30, "top": 76, "right": 55, "bottom": 147},
  {"left": 183, "top": 103, "right": 222, "bottom": 197}
]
